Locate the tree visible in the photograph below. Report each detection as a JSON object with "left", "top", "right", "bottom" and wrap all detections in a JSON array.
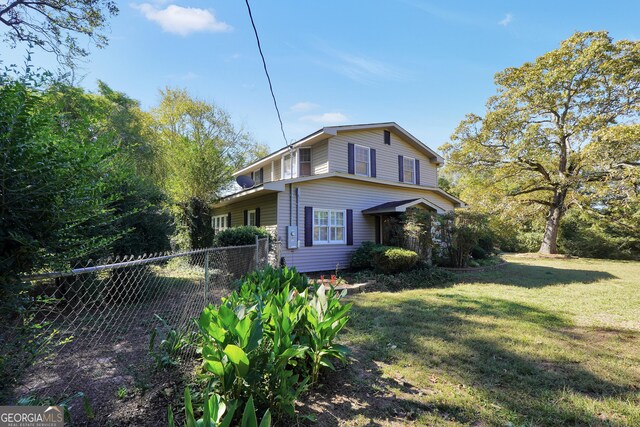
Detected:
[
  {"left": 0, "top": 0, "right": 118, "bottom": 67},
  {"left": 441, "top": 32, "right": 640, "bottom": 254},
  {"left": 151, "top": 88, "right": 268, "bottom": 249}
]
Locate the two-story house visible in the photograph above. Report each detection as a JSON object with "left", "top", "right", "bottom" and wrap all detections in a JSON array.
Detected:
[{"left": 212, "top": 122, "right": 464, "bottom": 272}]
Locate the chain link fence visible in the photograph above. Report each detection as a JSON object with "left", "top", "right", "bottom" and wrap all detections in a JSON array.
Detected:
[{"left": 3, "top": 238, "right": 272, "bottom": 424}]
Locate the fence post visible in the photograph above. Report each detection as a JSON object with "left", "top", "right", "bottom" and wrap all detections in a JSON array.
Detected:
[
  {"left": 204, "top": 250, "right": 210, "bottom": 306},
  {"left": 255, "top": 235, "right": 260, "bottom": 269},
  {"left": 266, "top": 233, "right": 270, "bottom": 266}
]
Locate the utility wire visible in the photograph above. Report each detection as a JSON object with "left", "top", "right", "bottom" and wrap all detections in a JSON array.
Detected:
[{"left": 244, "top": 0, "right": 289, "bottom": 147}]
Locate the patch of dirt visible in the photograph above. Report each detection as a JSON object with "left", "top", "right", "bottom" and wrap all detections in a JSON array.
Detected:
[
  {"left": 297, "top": 348, "right": 441, "bottom": 426},
  {"left": 11, "top": 275, "right": 232, "bottom": 426}
]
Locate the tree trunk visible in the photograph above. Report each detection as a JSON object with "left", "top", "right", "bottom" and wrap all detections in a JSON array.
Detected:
[{"left": 539, "top": 190, "right": 567, "bottom": 254}]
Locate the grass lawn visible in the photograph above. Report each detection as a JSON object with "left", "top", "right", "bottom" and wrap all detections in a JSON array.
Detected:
[{"left": 301, "top": 256, "right": 640, "bottom": 426}]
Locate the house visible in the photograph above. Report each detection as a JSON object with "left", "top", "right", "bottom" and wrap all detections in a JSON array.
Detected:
[{"left": 212, "top": 122, "right": 464, "bottom": 272}]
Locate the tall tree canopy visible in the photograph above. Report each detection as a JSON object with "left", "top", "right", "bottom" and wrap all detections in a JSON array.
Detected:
[
  {"left": 151, "top": 88, "right": 269, "bottom": 249},
  {"left": 0, "top": 0, "right": 118, "bottom": 66},
  {"left": 441, "top": 31, "right": 640, "bottom": 254}
]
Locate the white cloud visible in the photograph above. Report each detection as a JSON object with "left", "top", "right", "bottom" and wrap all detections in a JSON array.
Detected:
[
  {"left": 290, "top": 102, "right": 319, "bottom": 113},
  {"left": 132, "top": 3, "right": 232, "bottom": 36},
  {"left": 301, "top": 112, "right": 348, "bottom": 125},
  {"left": 499, "top": 13, "right": 513, "bottom": 27}
]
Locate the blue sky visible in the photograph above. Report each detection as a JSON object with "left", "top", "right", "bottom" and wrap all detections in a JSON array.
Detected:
[{"left": 3, "top": 1, "right": 639, "bottom": 153}]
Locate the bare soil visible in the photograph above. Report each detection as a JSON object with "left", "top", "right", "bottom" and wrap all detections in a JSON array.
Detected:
[{"left": 297, "top": 349, "right": 438, "bottom": 426}]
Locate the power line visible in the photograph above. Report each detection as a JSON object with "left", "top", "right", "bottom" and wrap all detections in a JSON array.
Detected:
[{"left": 244, "top": 0, "right": 289, "bottom": 147}]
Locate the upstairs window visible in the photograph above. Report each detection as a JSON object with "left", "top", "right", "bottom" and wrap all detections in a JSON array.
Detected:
[
  {"left": 384, "top": 130, "right": 391, "bottom": 145},
  {"left": 299, "top": 148, "right": 311, "bottom": 176},
  {"left": 282, "top": 151, "right": 297, "bottom": 179},
  {"left": 355, "top": 145, "right": 370, "bottom": 176},
  {"left": 252, "top": 169, "right": 263, "bottom": 185},
  {"left": 403, "top": 156, "right": 416, "bottom": 184}
]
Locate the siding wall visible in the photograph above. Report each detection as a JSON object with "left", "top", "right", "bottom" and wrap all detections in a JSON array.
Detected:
[
  {"left": 328, "top": 129, "right": 438, "bottom": 187},
  {"left": 276, "top": 177, "right": 454, "bottom": 272},
  {"left": 213, "top": 193, "right": 278, "bottom": 229},
  {"left": 311, "top": 139, "right": 329, "bottom": 175}
]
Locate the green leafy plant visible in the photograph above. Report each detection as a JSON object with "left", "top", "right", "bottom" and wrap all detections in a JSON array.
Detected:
[
  {"left": 116, "top": 386, "right": 127, "bottom": 399},
  {"left": 149, "top": 315, "right": 196, "bottom": 369},
  {"left": 168, "top": 387, "right": 271, "bottom": 427},
  {"left": 188, "top": 266, "right": 352, "bottom": 423}
]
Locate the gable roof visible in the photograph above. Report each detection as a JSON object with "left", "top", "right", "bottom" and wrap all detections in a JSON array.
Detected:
[
  {"left": 362, "top": 198, "right": 446, "bottom": 214},
  {"left": 234, "top": 122, "right": 444, "bottom": 177}
]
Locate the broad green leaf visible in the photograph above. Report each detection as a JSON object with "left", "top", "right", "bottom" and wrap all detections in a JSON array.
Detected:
[
  {"left": 204, "top": 360, "right": 224, "bottom": 377},
  {"left": 224, "top": 344, "right": 250, "bottom": 377},
  {"left": 241, "top": 395, "right": 258, "bottom": 427},
  {"left": 259, "top": 409, "right": 272, "bottom": 427}
]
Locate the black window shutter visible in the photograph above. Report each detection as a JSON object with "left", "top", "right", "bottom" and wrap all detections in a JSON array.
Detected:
[
  {"left": 227, "top": 212, "right": 232, "bottom": 227},
  {"left": 304, "top": 207, "right": 313, "bottom": 247},
  {"left": 243, "top": 209, "right": 248, "bottom": 226},
  {"left": 384, "top": 130, "right": 390, "bottom": 145},
  {"left": 375, "top": 216, "right": 381, "bottom": 244},
  {"left": 346, "top": 209, "right": 353, "bottom": 246},
  {"left": 347, "top": 143, "right": 355, "bottom": 174},
  {"left": 398, "top": 155, "right": 404, "bottom": 182},
  {"left": 415, "top": 160, "right": 420, "bottom": 185},
  {"left": 370, "top": 148, "right": 377, "bottom": 178},
  {"left": 259, "top": 167, "right": 264, "bottom": 183},
  {"left": 255, "top": 208, "right": 261, "bottom": 227}
]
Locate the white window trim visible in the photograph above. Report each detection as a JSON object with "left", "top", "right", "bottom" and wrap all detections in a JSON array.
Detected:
[
  {"left": 252, "top": 169, "right": 263, "bottom": 185},
  {"left": 354, "top": 144, "right": 370, "bottom": 177},
  {"left": 281, "top": 150, "right": 298, "bottom": 180},
  {"left": 212, "top": 214, "right": 228, "bottom": 233},
  {"left": 247, "top": 209, "right": 256, "bottom": 226},
  {"left": 299, "top": 147, "right": 312, "bottom": 176},
  {"left": 403, "top": 156, "right": 416, "bottom": 184},
  {"left": 312, "top": 208, "right": 346, "bottom": 245}
]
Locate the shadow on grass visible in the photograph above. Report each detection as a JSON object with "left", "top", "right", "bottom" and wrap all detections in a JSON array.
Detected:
[
  {"left": 454, "top": 262, "right": 616, "bottom": 288},
  {"left": 300, "top": 294, "right": 639, "bottom": 425}
]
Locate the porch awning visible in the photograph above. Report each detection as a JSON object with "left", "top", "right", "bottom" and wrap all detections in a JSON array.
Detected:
[{"left": 362, "top": 198, "right": 446, "bottom": 214}]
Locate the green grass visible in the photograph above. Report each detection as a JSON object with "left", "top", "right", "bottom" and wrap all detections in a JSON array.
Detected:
[{"left": 339, "top": 256, "right": 640, "bottom": 426}]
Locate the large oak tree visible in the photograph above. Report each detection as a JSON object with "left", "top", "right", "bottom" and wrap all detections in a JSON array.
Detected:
[{"left": 441, "top": 31, "right": 640, "bottom": 254}]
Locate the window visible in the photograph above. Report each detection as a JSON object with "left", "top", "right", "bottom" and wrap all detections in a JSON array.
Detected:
[
  {"left": 247, "top": 209, "right": 256, "bottom": 226},
  {"left": 355, "top": 145, "right": 370, "bottom": 176},
  {"left": 313, "top": 209, "right": 345, "bottom": 244},
  {"left": 282, "top": 151, "right": 297, "bottom": 179},
  {"left": 299, "top": 148, "right": 311, "bottom": 176},
  {"left": 212, "top": 215, "right": 228, "bottom": 233},
  {"left": 403, "top": 156, "right": 416, "bottom": 184},
  {"left": 384, "top": 130, "right": 391, "bottom": 145},
  {"left": 252, "top": 169, "right": 263, "bottom": 185}
]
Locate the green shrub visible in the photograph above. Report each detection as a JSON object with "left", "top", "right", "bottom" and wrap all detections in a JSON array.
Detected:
[
  {"left": 239, "top": 265, "right": 308, "bottom": 294},
  {"left": 515, "top": 231, "right": 544, "bottom": 253},
  {"left": 350, "top": 241, "right": 378, "bottom": 270},
  {"left": 188, "top": 266, "right": 352, "bottom": 423},
  {"left": 213, "top": 226, "right": 270, "bottom": 247},
  {"left": 471, "top": 245, "right": 488, "bottom": 260},
  {"left": 371, "top": 246, "right": 418, "bottom": 273}
]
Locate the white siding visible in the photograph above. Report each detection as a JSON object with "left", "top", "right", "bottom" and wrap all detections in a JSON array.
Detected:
[
  {"left": 213, "top": 193, "right": 277, "bottom": 229},
  {"left": 277, "top": 177, "right": 454, "bottom": 272},
  {"left": 328, "top": 129, "right": 438, "bottom": 187}
]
